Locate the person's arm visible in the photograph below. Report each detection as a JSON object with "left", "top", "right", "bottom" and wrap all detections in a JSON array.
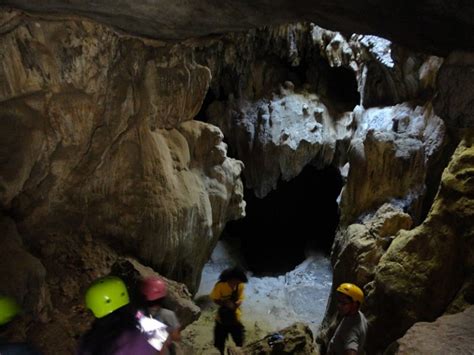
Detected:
[
  {"left": 343, "top": 325, "right": 363, "bottom": 355},
  {"left": 169, "top": 328, "right": 181, "bottom": 342},
  {"left": 167, "top": 311, "right": 181, "bottom": 342},
  {"left": 234, "top": 283, "right": 245, "bottom": 307}
]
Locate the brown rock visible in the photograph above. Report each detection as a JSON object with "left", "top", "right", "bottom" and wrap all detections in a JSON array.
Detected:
[
  {"left": 0, "top": 12, "right": 245, "bottom": 293},
  {"left": 0, "top": 216, "right": 50, "bottom": 320},
  {"left": 385, "top": 306, "right": 474, "bottom": 355},
  {"left": 2, "top": 1, "right": 473, "bottom": 55},
  {"left": 435, "top": 52, "right": 474, "bottom": 129},
  {"left": 363, "top": 135, "right": 474, "bottom": 353}
]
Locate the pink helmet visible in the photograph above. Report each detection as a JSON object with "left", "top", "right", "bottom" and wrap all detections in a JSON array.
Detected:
[{"left": 141, "top": 276, "right": 167, "bottom": 301}]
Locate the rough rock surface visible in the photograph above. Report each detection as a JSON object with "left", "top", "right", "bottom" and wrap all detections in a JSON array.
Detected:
[
  {"left": 354, "top": 36, "right": 443, "bottom": 108},
  {"left": 204, "top": 25, "right": 441, "bottom": 198},
  {"left": 0, "top": 9, "right": 245, "bottom": 293},
  {"left": 332, "top": 204, "right": 413, "bottom": 293},
  {"left": 3, "top": 1, "right": 474, "bottom": 55},
  {"left": 1, "top": 6, "right": 474, "bottom": 355},
  {"left": 228, "top": 322, "right": 318, "bottom": 355},
  {"left": 208, "top": 86, "right": 353, "bottom": 197},
  {"left": 340, "top": 103, "right": 447, "bottom": 225},
  {"left": 317, "top": 204, "right": 413, "bottom": 352},
  {"left": 385, "top": 306, "right": 474, "bottom": 355},
  {"left": 0, "top": 11, "right": 247, "bottom": 352},
  {"left": 0, "top": 216, "right": 49, "bottom": 320},
  {"left": 317, "top": 134, "right": 472, "bottom": 354},
  {"left": 434, "top": 51, "right": 474, "bottom": 129},
  {"left": 310, "top": 26, "right": 442, "bottom": 108},
  {"left": 363, "top": 135, "right": 474, "bottom": 353}
]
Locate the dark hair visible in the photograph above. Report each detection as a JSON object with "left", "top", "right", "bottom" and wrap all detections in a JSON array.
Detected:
[
  {"left": 218, "top": 266, "right": 248, "bottom": 283},
  {"left": 78, "top": 305, "right": 138, "bottom": 355}
]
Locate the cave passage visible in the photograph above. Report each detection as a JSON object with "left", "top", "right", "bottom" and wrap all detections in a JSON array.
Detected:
[
  {"left": 326, "top": 66, "right": 360, "bottom": 111},
  {"left": 224, "top": 165, "right": 343, "bottom": 275}
]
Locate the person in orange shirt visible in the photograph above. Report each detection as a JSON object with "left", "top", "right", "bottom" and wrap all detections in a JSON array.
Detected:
[{"left": 210, "top": 267, "right": 248, "bottom": 355}]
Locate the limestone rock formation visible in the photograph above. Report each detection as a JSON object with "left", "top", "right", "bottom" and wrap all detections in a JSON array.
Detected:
[
  {"left": 317, "top": 104, "right": 458, "bottom": 354},
  {"left": 355, "top": 36, "right": 442, "bottom": 108},
  {"left": 317, "top": 204, "right": 412, "bottom": 352},
  {"left": 0, "top": 217, "right": 49, "bottom": 321},
  {"left": 0, "top": 9, "right": 245, "bottom": 295},
  {"left": 385, "top": 305, "right": 474, "bottom": 355},
  {"left": 311, "top": 26, "right": 442, "bottom": 108},
  {"left": 208, "top": 87, "right": 353, "bottom": 197},
  {"left": 332, "top": 204, "right": 413, "bottom": 294},
  {"left": 1, "top": 5, "right": 474, "bottom": 355},
  {"left": 364, "top": 135, "right": 474, "bottom": 353},
  {"left": 3, "top": 1, "right": 474, "bottom": 55},
  {"left": 434, "top": 51, "right": 474, "bottom": 129},
  {"left": 340, "top": 103, "right": 447, "bottom": 225},
  {"left": 202, "top": 24, "right": 442, "bottom": 200}
]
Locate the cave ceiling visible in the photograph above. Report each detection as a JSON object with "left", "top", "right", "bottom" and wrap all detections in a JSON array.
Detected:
[{"left": 2, "top": 0, "right": 473, "bottom": 56}]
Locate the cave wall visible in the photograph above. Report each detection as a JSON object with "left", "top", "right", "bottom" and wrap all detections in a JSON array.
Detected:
[
  {"left": 1, "top": 4, "right": 474, "bottom": 355},
  {"left": 0, "top": 9, "right": 245, "bottom": 298},
  {"left": 365, "top": 134, "right": 474, "bottom": 352},
  {"left": 3, "top": 0, "right": 474, "bottom": 56},
  {"left": 189, "top": 18, "right": 473, "bottom": 355}
]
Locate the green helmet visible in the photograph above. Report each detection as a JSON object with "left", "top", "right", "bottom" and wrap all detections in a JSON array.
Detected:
[
  {"left": 85, "top": 276, "right": 130, "bottom": 318},
  {"left": 0, "top": 296, "right": 21, "bottom": 325}
]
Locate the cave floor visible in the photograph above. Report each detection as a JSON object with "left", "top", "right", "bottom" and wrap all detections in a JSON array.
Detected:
[{"left": 181, "top": 239, "right": 332, "bottom": 354}]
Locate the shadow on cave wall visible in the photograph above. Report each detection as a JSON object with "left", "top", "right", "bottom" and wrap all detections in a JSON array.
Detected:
[{"left": 224, "top": 165, "right": 343, "bottom": 275}]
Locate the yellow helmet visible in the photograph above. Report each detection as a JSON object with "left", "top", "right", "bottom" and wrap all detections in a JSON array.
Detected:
[{"left": 336, "top": 283, "right": 364, "bottom": 304}]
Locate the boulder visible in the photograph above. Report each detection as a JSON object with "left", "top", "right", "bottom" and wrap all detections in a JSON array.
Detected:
[
  {"left": 363, "top": 135, "right": 474, "bottom": 353},
  {"left": 228, "top": 322, "right": 317, "bottom": 355},
  {"left": 385, "top": 306, "right": 474, "bottom": 355}
]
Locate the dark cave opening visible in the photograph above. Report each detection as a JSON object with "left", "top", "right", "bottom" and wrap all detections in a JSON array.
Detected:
[
  {"left": 224, "top": 165, "right": 343, "bottom": 275},
  {"left": 195, "top": 87, "right": 218, "bottom": 123},
  {"left": 324, "top": 65, "right": 360, "bottom": 111}
]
